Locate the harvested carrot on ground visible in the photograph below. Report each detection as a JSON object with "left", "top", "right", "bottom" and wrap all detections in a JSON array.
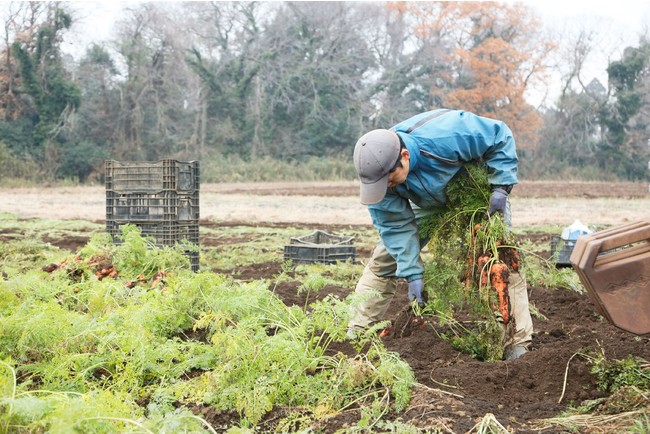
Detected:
[
  {"left": 151, "top": 270, "right": 167, "bottom": 287},
  {"left": 379, "top": 329, "right": 390, "bottom": 338}
]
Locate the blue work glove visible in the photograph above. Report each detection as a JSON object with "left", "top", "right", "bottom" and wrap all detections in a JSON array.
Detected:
[
  {"left": 407, "top": 278, "right": 427, "bottom": 307},
  {"left": 488, "top": 187, "right": 509, "bottom": 216}
]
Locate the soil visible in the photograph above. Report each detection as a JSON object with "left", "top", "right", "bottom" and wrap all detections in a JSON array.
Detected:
[{"left": 3, "top": 181, "right": 650, "bottom": 433}]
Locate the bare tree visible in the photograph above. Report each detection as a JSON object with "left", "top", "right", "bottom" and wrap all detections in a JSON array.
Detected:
[
  {"left": 183, "top": 1, "right": 267, "bottom": 157},
  {"left": 255, "top": 2, "right": 375, "bottom": 157},
  {"left": 110, "top": 3, "right": 202, "bottom": 160}
]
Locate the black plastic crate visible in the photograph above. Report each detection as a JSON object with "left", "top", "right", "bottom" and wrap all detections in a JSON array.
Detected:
[
  {"left": 284, "top": 230, "right": 356, "bottom": 264},
  {"left": 107, "top": 221, "right": 199, "bottom": 245},
  {"left": 105, "top": 160, "right": 199, "bottom": 194},
  {"left": 550, "top": 236, "right": 576, "bottom": 268},
  {"left": 107, "top": 221, "right": 199, "bottom": 271},
  {"left": 284, "top": 245, "right": 356, "bottom": 264},
  {"left": 106, "top": 191, "right": 199, "bottom": 223}
]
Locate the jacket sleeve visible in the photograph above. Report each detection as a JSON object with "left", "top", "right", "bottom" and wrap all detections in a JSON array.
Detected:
[
  {"left": 368, "top": 192, "right": 423, "bottom": 282},
  {"left": 478, "top": 116, "right": 519, "bottom": 187}
]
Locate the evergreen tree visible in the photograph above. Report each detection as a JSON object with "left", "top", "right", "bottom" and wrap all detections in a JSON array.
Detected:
[{"left": 599, "top": 41, "right": 650, "bottom": 179}]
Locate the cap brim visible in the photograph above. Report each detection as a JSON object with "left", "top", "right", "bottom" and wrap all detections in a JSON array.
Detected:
[{"left": 360, "top": 174, "right": 389, "bottom": 205}]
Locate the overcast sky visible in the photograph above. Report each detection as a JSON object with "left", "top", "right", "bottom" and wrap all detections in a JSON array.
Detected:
[
  {"left": 62, "top": 1, "right": 649, "bottom": 53},
  {"left": 525, "top": 0, "right": 649, "bottom": 105}
]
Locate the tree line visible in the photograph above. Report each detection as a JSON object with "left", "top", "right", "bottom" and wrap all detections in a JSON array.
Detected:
[{"left": 0, "top": 1, "right": 648, "bottom": 183}]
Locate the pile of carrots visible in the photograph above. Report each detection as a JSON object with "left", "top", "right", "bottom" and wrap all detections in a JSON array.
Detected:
[{"left": 42, "top": 257, "right": 169, "bottom": 289}]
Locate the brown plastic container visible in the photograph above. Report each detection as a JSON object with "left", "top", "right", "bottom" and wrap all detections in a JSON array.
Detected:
[
  {"left": 569, "top": 220, "right": 650, "bottom": 335},
  {"left": 570, "top": 221, "right": 648, "bottom": 317}
]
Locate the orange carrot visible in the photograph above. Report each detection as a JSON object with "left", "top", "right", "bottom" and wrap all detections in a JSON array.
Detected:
[
  {"left": 151, "top": 270, "right": 166, "bottom": 288},
  {"left": 379, "top": 325, "right": 393, "bottom": 338},
  {"left": 489, "top": 262, "right": 511, "bottom": 324},
  {"left": 477, "top": 254, "right": 491, "bottom": 287}
]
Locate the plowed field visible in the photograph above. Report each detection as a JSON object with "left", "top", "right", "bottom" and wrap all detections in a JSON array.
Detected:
[{"left": 1, "top": 181, "right": 649, "bottom": 226}]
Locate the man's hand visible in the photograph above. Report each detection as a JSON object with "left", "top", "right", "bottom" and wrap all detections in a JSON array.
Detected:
[
  {"left": 407, "top": 279, "right": 427, "bottom": 307},
  {"left": 488, "top": 187, "right": 509, "bottom": 216}
]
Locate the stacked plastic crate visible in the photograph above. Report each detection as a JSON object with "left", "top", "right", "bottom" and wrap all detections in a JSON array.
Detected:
[{"left": 105, "top": 160, "right": 200, "bottom": 271}]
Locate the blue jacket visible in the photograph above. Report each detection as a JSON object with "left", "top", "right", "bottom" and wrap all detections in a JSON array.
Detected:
[{"left": 368, "top": 109, "right": 519, "bottom": 282}]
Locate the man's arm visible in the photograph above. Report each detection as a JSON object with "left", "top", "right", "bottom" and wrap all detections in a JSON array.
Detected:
[{"left": 368, "top": 193, "right": 424, "bottom": 282}]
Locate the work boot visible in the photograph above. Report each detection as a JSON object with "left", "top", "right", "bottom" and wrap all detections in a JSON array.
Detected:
[{"left": 504, "top": 344, "right": 528, "bottom": 361}]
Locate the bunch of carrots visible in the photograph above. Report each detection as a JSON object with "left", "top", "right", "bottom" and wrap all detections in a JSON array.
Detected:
[{"left": 465, "top": 222, "right": 520, "bottom": 326}]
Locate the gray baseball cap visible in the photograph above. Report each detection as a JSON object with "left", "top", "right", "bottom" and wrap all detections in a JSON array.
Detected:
[{"left": 353, "top": 129, "right": 400, "bottom": 205}]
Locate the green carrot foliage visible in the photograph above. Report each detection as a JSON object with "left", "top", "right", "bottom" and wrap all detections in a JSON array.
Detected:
[{"left": 0, "top": 223, "right": 416, "bottom": 431}]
